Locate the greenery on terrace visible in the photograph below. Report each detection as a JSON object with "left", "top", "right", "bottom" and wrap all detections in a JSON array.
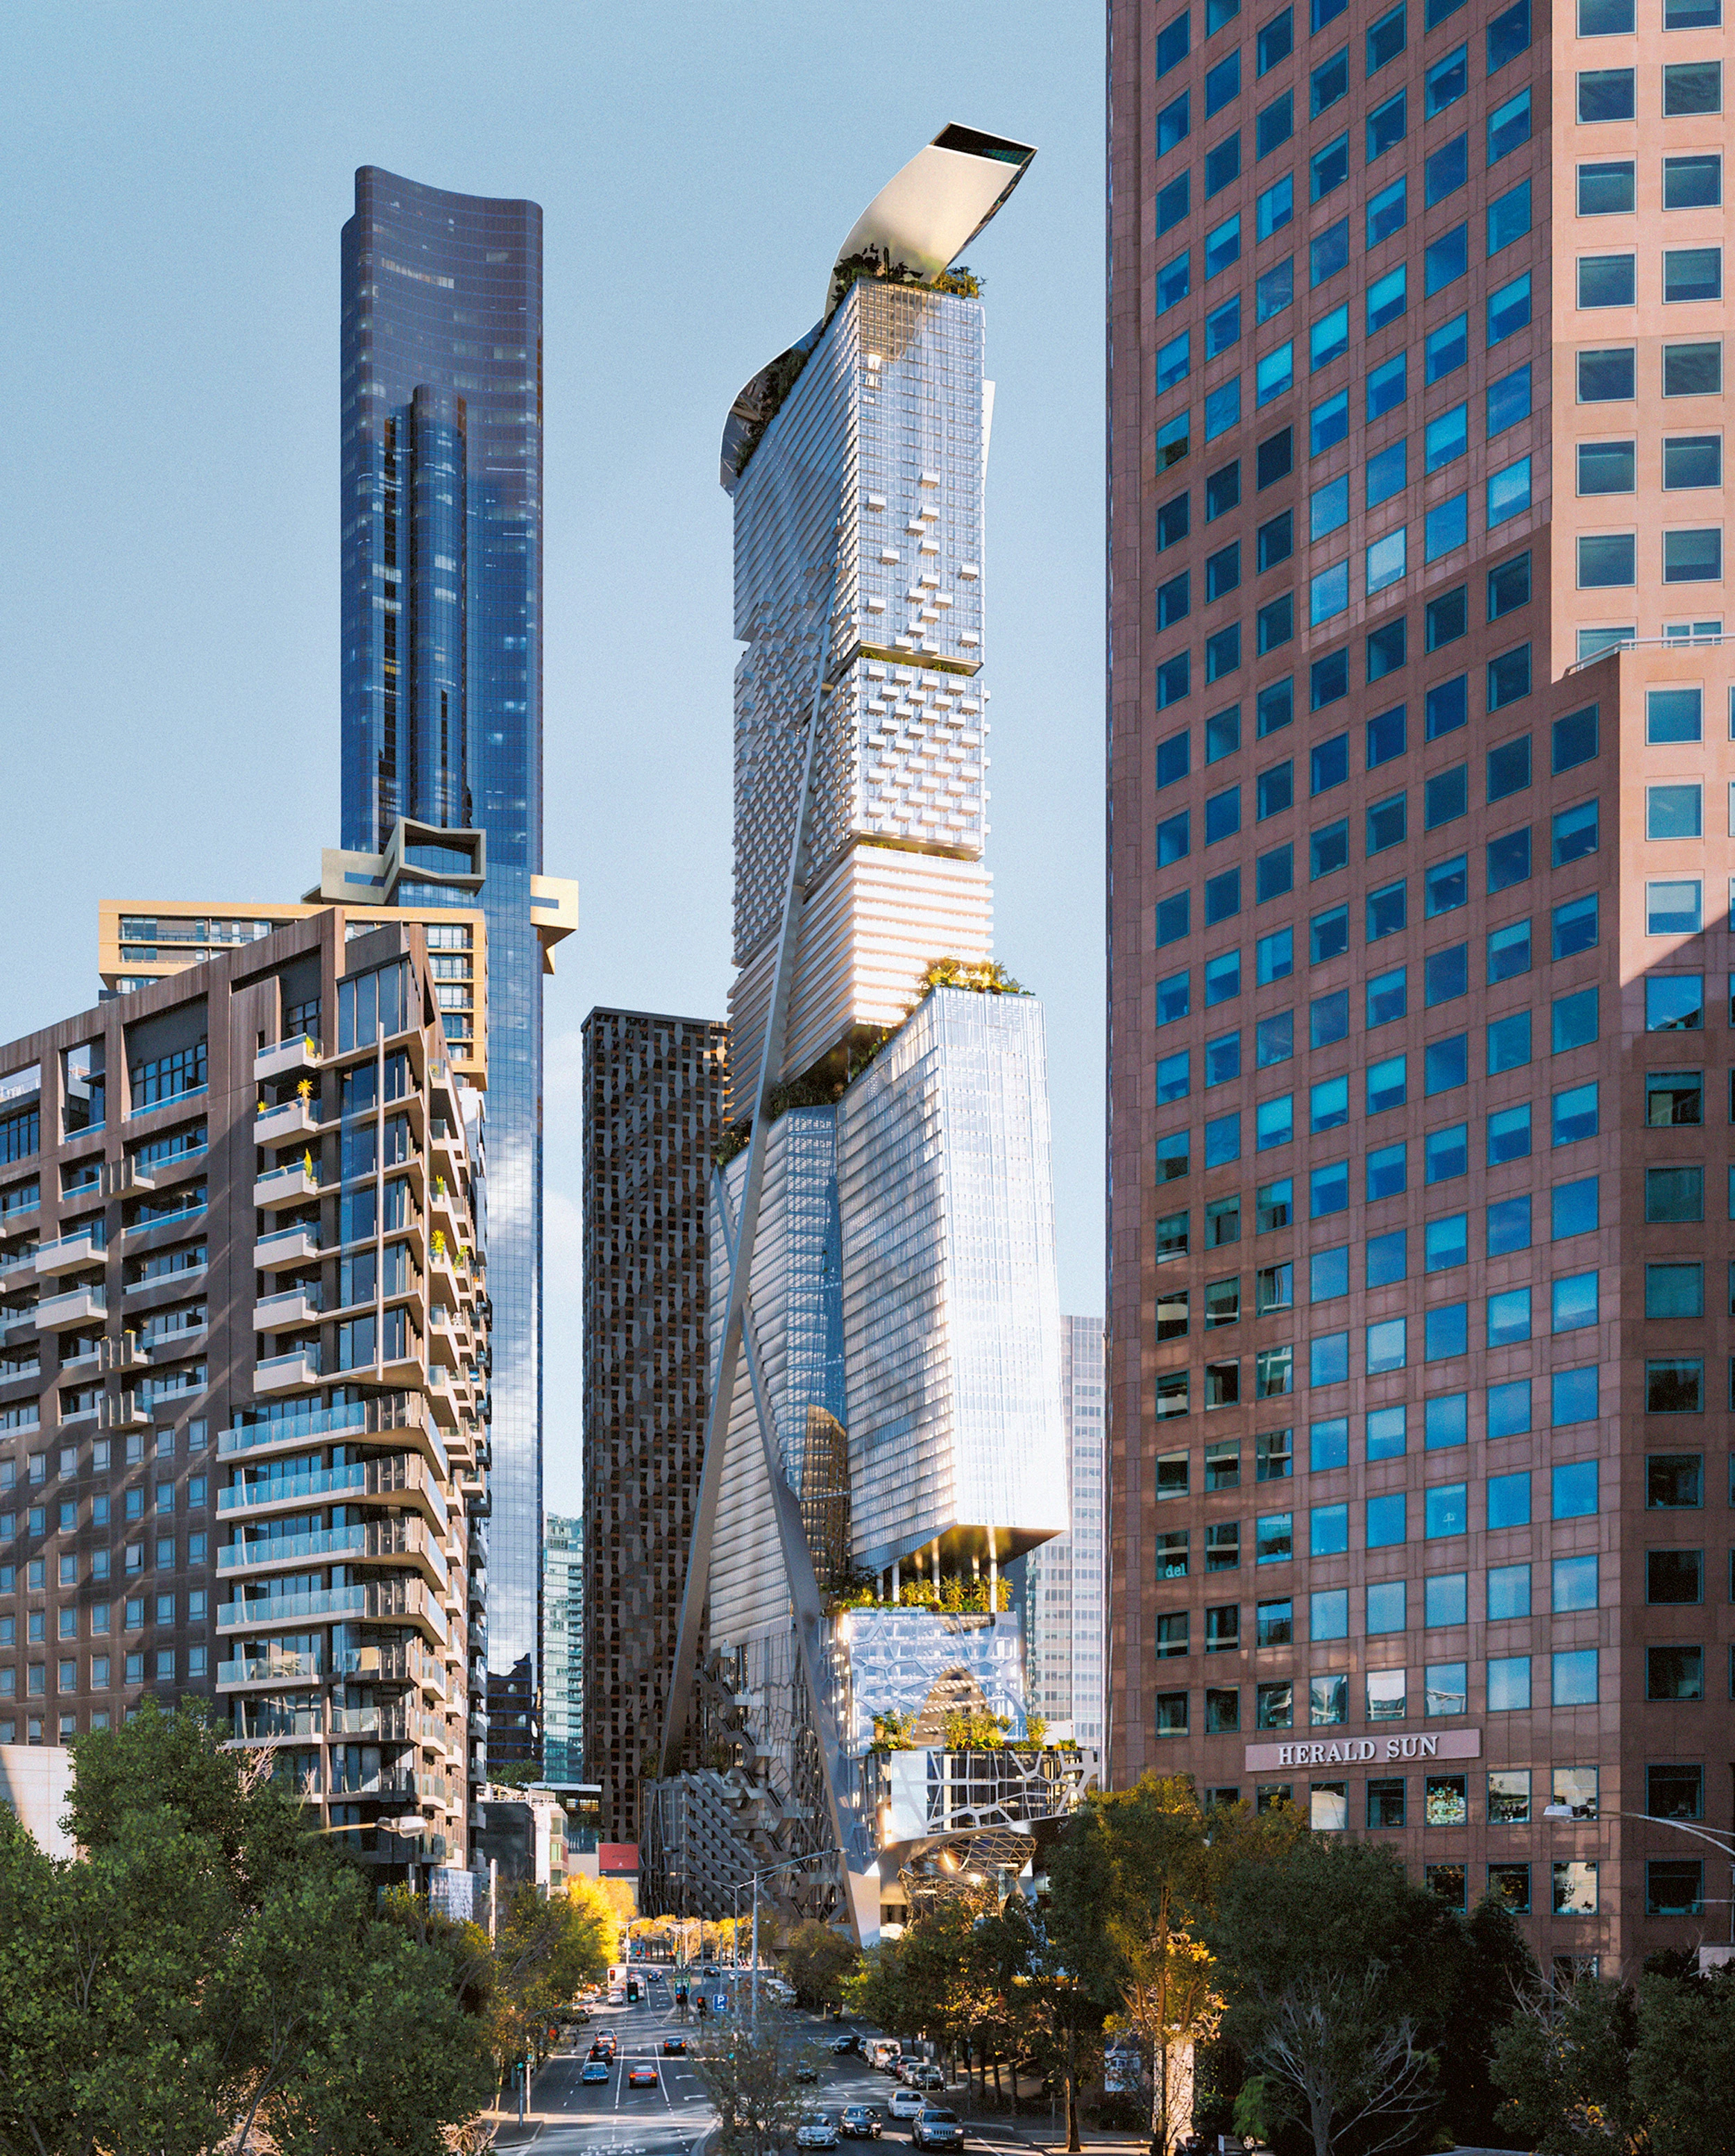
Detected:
[
  {"left": 711, "top": 957, "right": 1025, "bottom": 1166},
  {"left": 729, "top": 252, "right": 985, "bottom": 482}
]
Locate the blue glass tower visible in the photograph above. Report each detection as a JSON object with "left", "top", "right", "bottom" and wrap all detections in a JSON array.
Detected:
[{"left": 341, "top": 167, "right": 544, "bottom": 1764}]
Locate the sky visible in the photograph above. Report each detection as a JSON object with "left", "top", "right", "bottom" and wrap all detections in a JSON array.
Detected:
[{"left": 0, "top": 2, "right": 1106, "bottom": 1517}]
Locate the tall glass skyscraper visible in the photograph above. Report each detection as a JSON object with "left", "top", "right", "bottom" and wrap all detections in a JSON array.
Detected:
[{"left": 341, "top": 167, "right": 545, "bottom": 1763}]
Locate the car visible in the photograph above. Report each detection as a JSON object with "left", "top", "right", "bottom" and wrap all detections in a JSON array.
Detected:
[
  {"left": 795, "top": 2064, "right": 820, "bottom": 2083},
  {"left": 832, "top": 2035, "right": 858, "bottom": 2054},
  {"left": 589, "top": 2042, "right": 613, "bottom": 2062},
  {"left": 628, "top": 2064, "right": 659, "bottom": 2089},
  {"left": 581, "top": 2060, "right": 611, "bottom": 2085},
  {"left": 796, "top": 2118, "right": 840, "bottom": 2150},
  {"left": 840, "top": 2107, "right": 883, "bottom": 2139},
  {"left": 887, "top": 2089, "right": 926, "bottom": 2121},
  {"left": 912, "top": 2066, "right": 947, "bottom": 2091},
  {"left": 911, "top": 2110, "right": 964, "bottom": 2150},
  {"left": 662, "top": 2035, "right": 689, "bottom": 2055}
]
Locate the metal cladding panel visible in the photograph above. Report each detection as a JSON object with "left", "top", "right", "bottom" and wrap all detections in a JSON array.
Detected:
[{"left": 836, "top": 990, "right": 1067, "bottom": 1574}]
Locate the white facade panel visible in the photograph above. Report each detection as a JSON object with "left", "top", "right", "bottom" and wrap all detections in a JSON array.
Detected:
[{"left": 836, "top": 987, "right": 1067, "bottom": 1574}]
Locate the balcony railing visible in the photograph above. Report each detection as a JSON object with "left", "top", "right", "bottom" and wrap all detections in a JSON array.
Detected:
[
  {"left": 217, "top": 1525, "right": 366, "bottom": 1572},
  {"left": 217, "top": 1586, "right": 366, "bottom": 1632}
]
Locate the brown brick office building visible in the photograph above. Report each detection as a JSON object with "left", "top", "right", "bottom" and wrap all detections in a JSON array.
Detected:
[{"left": 1109, "top": 0, "right": 1734, "bottom": 1971}]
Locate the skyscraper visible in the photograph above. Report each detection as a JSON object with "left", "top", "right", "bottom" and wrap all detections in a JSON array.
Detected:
[
  {"left": 542, "top": 1512, "right": 583, "bottom": 1785},
  {"left": 1026, "top": 1318, "right": 1108, "bottom": 1761},
  {"left": 647, "top": 130, "right": 1083, "bottom": 1941},
  {"left": 341, "top": 169, "right": 546, "bottom": 1764},
  {"left": 1110, "top": 0, "right": 1734, "bottom": 1971},
  {"left": 582, "top": 1009, "right": 727, "bottom": 1842}
]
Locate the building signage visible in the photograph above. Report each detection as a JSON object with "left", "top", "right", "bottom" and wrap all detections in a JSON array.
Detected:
[{"left": 1244, "top": 1728, "right": 1482, "bottom": 1771}]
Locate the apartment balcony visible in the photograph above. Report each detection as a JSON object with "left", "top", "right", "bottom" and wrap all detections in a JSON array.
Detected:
[
  {"left": 57, "top": 1395, "right": 99, "bottom": 1428},
  {"left": 220, "top": 1390, "right": 446, "bottom": 1477},
  {"left": 217, "top": 1525, "right": 366, "bottom": 1577},
  {"left": 99, "top": 1390, "right": 151, "bottom": 1432},
  {"left": 428, "top": 1178, "right": 463, "bottom": 1246},
  {"left": 362, "top": 1518, "right": 448, "bottom": 1593},
  {"left": 254, "top": 1034, "right": 321, "bottom": 1084},
  {"left": 228, "top": 1702, "right": 325, "bottom": 1740},
  {"left": 219, "top": 1453, "right": 448, "bottom": 1534},
  {"left": 255, "top": 1223, "right": 321, "bottom": 1274},
  {"left": 337, "top": 1639, "right": 448, "bottom": 1695},
  {"left": 254, "top": 1098, "right": 322, "bottom": 1151},
  {"left": 253, "top": 1348, "right": 321, "bottom": 1397},
  {"left": 254, "top": 1162, "right": 323, "bottom": 1212},
  {"left": 130, "top": 1321, "right": 198, "bottom": 1365},
  {"left": 0, "top": 1359, "right": 42, "bottom": 1396},
  {"left": 254, "top": 1286, "right": 322, "bottom": 1335},
  {"left": 0, "top": 1247, "right": 38, "bottom": 1287},
  {"left": 216, "top": 1653, "right": 327, "bottom": 1692},
  {"left": 34, "top": 1227, "right": 106, "bottom": 1280},
  {"left": 217, "top": 1585, "right": 366, "bottom": 1634},
  {"left": 34, "top": 1284, "right": 107, "bottom": 1332},
  {"left": 361, "top": 1577, "right": 448, "bottom": 1647}
]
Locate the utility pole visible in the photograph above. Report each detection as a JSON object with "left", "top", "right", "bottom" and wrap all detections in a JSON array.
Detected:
[{"left": 489, "top": 1856, "right": 498, "bottom": 1944}]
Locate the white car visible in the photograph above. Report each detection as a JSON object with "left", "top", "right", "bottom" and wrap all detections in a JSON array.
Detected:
[
  {"left": 797, "top": 2118, "right": 841, "bottom": 2150},
  {"left": 887, "top": 2089, "right": 927, "bottom": 2121}
]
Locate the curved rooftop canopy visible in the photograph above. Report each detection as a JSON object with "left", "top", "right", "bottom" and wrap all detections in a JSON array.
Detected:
[{"left": 720, "top": 124, "right": 1037, "bottom": 491}]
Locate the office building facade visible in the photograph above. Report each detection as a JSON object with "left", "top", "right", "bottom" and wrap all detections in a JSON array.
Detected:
[
  {"left": 542, "top": 1511, "right": 583, "bottom": 1784},
  {"left": 1109, "top": 0, "right": 1734, "bottom": 1971},
  {"left": 341, "top": 167, "right": 549, "bottom": 1763},
  {"left": 582, "top": 1008, "right": 727, "bottom": 1841},
  {"left": 0, "top": 913, "right": 483, "bottom": 1867},
  {"left": 1026, "top": 1317, "right": 1108, "bottom": 1760},
  {"left": 646, "top": 130, "right": 1083, "bottom": 1940}
]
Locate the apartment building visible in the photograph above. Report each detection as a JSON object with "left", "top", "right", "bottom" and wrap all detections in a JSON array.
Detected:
[
  {"left": 1110, "top": 0, "right": 1734, "bottom": 1971},
  {"left": 0, "top": 912, "right": 484, "bottom": 1868}
]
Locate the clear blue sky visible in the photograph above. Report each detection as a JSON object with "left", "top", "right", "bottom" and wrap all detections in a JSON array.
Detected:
[{"left": 0, "top": 2, "right": 1106, "bottom": 1515}]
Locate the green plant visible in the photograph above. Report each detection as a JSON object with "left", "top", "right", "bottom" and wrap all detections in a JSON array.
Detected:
[
  {"left": 914, "top": 956, "right": 1026, "bottom": 1003},
  {"left": 942, "top": 1706, "right": 1012, "bottom": 1751}
]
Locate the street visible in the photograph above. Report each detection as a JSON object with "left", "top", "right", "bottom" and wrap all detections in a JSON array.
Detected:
[{"left": 492, "top": 1974, "right": 1055, "bottom": 2156}]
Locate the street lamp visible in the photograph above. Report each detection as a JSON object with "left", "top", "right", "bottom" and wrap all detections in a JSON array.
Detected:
[
  {"left": 735, "top": 1847, "right": 842, "bottom": 2029},
  {"left": 1541, "top": 1803, "right": 1735, "bottom": 1949}
]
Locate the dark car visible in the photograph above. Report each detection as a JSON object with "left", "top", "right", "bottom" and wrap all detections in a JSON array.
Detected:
[
  {"left": 628, "top": 2064, "right": 659, "bottom": 2089},
  {"left": 663, "top": 2036, "right": 689, "bottom": 2055},
  {"left": 795, "top": 2064, "right": 819, "bottom": 2083},
  {"left": 832, "top": 2035, "right": 858, "bottom": 2054},
  {"left": 911, "top": 2110, "right": 964, "bottom": 2151},
  {"left": 840, "top": 2106, "right": 883, "bottom": 2140}
]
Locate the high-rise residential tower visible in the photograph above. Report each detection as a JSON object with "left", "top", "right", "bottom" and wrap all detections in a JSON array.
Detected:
[
  {"left": 1110, "top": 0, "right": 1735, "bottom": 1973},
  {"left": 646, "top": 130, "right": 1084, "bottom": 1940},
  {"left": 542, "top": 1512, "right": 583, "bottom": 1784},
  {"left": 1026, "top": 1318, "right": 1108, "bottom": 1761},
  {"left": 0, "top": 913, "right": 484, "bottom": 1872},
  {"left": 581, "top": 1008, "right": 727, "bottom": 1843},
  {"left": 341, "top": 168, "right": 548, "bottom": 1765}
]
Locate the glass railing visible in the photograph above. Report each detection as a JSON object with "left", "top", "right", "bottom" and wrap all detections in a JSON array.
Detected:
[
  {"left": 217, "top": 1586, "right": 366, "bottom": 1629},
  {"left": 219, "top": 1525, "right": 365, "bottom": 1570},
  {"left": 36, "top": 1223, "right": 107, "bottom": 1259},
  {"left": 255, "top": 1161, "right": 319, "bottom": 1187},
  {"left": 217, "top": 1651, "right": 325, "bottom": 1685},
  {"left": 257, "top": 1034, "right": 322, "bottom": 1060},
  {"left": 255, "top": 1222, "right": 321, "bottom": 1252},
  {"left": 255, "top": 1287, "right": 323, "bottom": 1321},
  {"left": 40, "top": 1284, "right": 105, "bottom": 1311},
  {"left": 219, "top": 1464, "right": 365, "bottom": 1513},
  {"left": 220, "top": 1401, "right": 369, "bottom": 1456}
]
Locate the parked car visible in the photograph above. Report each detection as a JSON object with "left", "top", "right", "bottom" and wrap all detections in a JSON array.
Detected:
[
  {"left": 840, "top": 2106, "right": 883, "bottom": 2140},
  {"left": 797, "top": 2118, "right": 841, "bottom": 2150},
  {"left": 887, "top": 2089, "right": 926, "bottom": 2121},
  {"left": 628, "top": 2064, "right": 659, "bottom": 2089},
  {"left": 795, "top": 2064, "right": 820, "bottom": 2083},
  {"left": 911, "top": 2110, "right": 964, "bottom": 2150},
  {"left": 911, "top": 2066, "right": 947, "bottom": 2091},
  {"left": 581, "top": 2060, "right": 610, "bottom": 2085},
  {"left": 832, "top": 2035, "right": 858, "bottom": 2054}
]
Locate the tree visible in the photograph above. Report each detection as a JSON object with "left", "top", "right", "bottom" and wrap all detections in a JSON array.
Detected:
[
  {"left": 783, "top": 1921, "right": 858, "bottom": 2011},
  {"left": 1209, "top": 1834, "right": 1465, "bottom": 2156},
  {"left": 1491, "top": 1962, "right": 1735, "bottom": 2156},
  {"left": 693, "top": 2021, "right": 819, "bottom": 2156},
  {"left": 0, "top": 1704, "right": 493, "bottom": 2156},
  {"left": 1434, "top": 1896, "right": 1541, "bottom": 2147},
  {"left": 1108, "top": 1918, "right": 1224, "bottom": 2156}
]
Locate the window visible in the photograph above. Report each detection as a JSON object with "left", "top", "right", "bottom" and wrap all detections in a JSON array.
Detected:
[
  {"left": 1425, "top": 44, "right": 1467, "bottom": 116},
  {"left": 1664, "top": 341, "right": 1723, "bottom": 398},
  {"left": 1488, "top": 88, "right": 1531, "bottom": 164},
  {"left": 1552, "top": 988, "right": 1598, "bottom": 1053},
  {"left": 1426, "top": 134, "right": 1469, "bottom": 208},
  {"left": 1366, "top": 2, "right": 1405, "bottom": 68},
  {"left": 1664, "top": 436, "right": 1722, "bottom": 491},
  {"left": 1648, "top": 1645, "right": 1704, "bottom": 1700},
  {"left": 1578, "top": 534, "right": 1636, "bottom": 587},
  {"left": 1578, "top": 160, "right": 1634, "bottom": 217},
  {"left": 1312, "top": 47, "right": 1348, "bottom": 115},
  {"left": 1157, "top": 172, "right": 1191, "bottom": 235},
  {"left": 1578, "top": 67, "right": 1635, "bottom": 121},
  {"left": 1664, "top": 60, "right": 1722, "bottom": 114},
  {"left": 1664, "top": 528, "right": 1723, "bottom": 583},
  {"left": 1553, "top": 799, "right": 1600, "bottom": 866},
  {"left": 1579, "top": 440, "right": 1636, "bottom": 497},
  {"left": 1647, "top": 1166, "right": 1702, "bottom": 1222},
  {"left": 1366, "top": 91, "right": 1406, "bottom": 161},
  {"left": 1205, "top": 133, "right": 1244, "bottom": 196},
  {"left": 1487, "top": 0, "right": 1530, "bottom": 63},
  {"left": 1257, "top": 4, "right": 1293, "bottom": 71},
  {"left": 1646, "top": 974, "right": 1703, "bottom": 1031},
  {"left": 1206, "top": 49, "right": 1241, "bottom": 112},
  {"left": 1312, "top": 134, "right": 1350, "bottom": 201},
  {"left": 1664, "top": 155, "right": 1722, "bottom": 211},
  {"left": 1665, "top": 248, "right": 1723, "bottom": 304},
  {"left": 1426, "top": 313, "right": 1468, "bottom": 384},
  {"left": 1552, "top": 1081, "right": 1600, "bottom": 1144},
  {"left": 1366, "top": 178, "right": 1407, "bottom": 251},
  {"left": 1648, "top": 881, "right": 1702, "bottom": 934},
  {"left": 1158, "top": 92, "right": 1192, "bottom": 157},
  {"left": 1426, "top": 405, "right": 1468, "bottom": 477}
]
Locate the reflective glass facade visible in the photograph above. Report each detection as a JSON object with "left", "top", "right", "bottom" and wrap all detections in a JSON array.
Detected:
[{"left": 341, "top": 167, "right": 544, "bottom": 1763}]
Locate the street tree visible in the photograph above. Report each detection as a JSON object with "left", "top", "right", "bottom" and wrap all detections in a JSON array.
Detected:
[
  {"left": 693, "top": 2020, "right": 820, "bottom": 2156},
  {"left": 782, "top": 1919, "right": 858, "bottom": 2011},
  {"left": 1208, "top": 1833, "right": 1464, "bottom": 2156}
]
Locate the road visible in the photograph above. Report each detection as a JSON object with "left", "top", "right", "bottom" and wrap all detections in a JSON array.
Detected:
[{"left": 493, "top": 1972, "right": 1046, "bottom": 2156}]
